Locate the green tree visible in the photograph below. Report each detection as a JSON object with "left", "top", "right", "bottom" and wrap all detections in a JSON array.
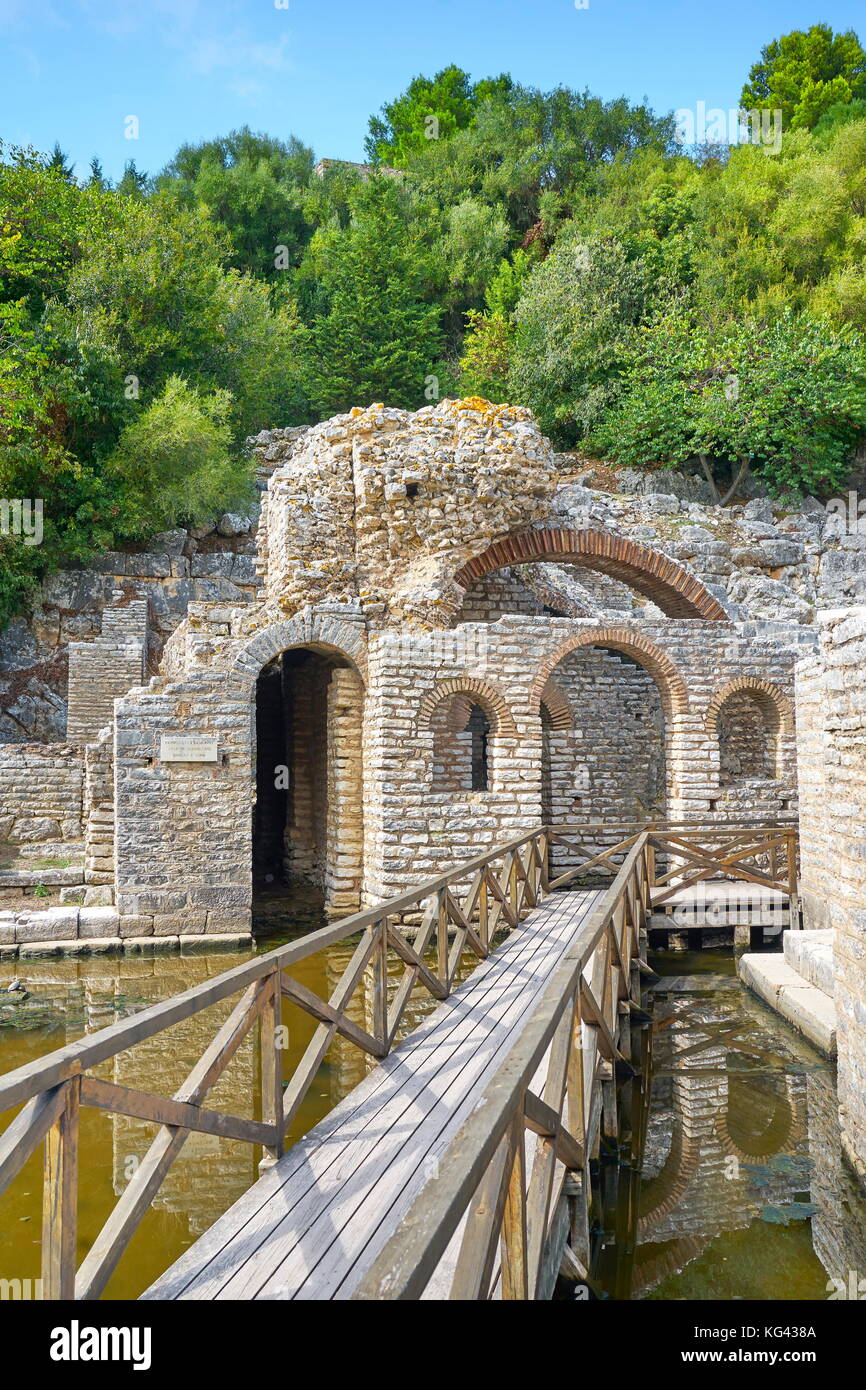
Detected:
[
  {"left": 508, "top": 232, "right": 660, "bottom": 445},
  {"left": 0, "top": 144, "right": 86, "bottom": 313},
  {"left": 307, "top": 178, "right": 442, "bottom": 415},
  {"left": 590, "top": 311, "right": 866, "bottom": 499},
  {"left": 103, "top": 377, "right": 251, "bottom": 537},
  {"left": 159, "top": 127, "right": 314, "bottom": 280},
  {"left": 741, "top": 25, "right": 866, "bottom": 131},
  {"left": 365, "top": 66, "right": 513, "bottom": 165}
]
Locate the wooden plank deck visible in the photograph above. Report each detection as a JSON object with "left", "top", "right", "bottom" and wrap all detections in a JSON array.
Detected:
[{"left": 142, "top": 887, "right": 603, "bottom": 1302}]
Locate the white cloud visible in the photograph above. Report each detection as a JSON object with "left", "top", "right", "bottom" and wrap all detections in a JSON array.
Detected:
[{"left": 189, "top": 30, "right": 292, "bottom": 76}]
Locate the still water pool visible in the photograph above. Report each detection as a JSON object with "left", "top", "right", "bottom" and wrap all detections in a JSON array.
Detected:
[
  {"left": 0, "top": 896, "right": 453, "bottom": 1300},
  {"left": 2, "top": 924, "right": 865, "bottom": 1301},
  {"left": 594, "top": 951, "right": 866, "bottom": 1302}
]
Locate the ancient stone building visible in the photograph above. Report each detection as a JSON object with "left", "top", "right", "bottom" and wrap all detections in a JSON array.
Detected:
[{"left": 1, "top": 397, "right": 864, "bottom": 1179}]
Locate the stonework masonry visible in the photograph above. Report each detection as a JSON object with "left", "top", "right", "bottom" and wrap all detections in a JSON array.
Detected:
[
  {"left": 0, "top": 742, "right": 84, "bottom": 847},
  {"left": 796, "top": 607, "right": 866, "bottom": 1177},
  {"left": 2, "top": 399, "right": 865, "bottom": 1206},
  {"left": 67, "top": 600, "right": 148, "bottom": 744}
]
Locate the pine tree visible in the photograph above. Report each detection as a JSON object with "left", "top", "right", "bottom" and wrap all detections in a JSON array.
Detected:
[{"left": 309, "top": 179, "right": 442, "bottom": 416}]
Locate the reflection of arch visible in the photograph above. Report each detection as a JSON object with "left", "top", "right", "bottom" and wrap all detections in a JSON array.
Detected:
[
  {"left": 637, "top": 1116, "right": 703, "bottom": 1237},
  {"left": 530, "top": 628, "right": 689, "bottom": 721},
  {"left": 718, "top": 1071, "right": 794, "bottom": 1160},
  {"left": 417, "top": 677, "right": 517, "bottom": 736},
  {"left": 454, "top": 529, "right": 728, "bottom": 621},
  {"left": 539, "top": 678, "right": 573, "bottom": 731}
]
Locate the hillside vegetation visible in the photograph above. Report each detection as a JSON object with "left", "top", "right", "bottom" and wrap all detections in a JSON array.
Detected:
[{"left": 2, "top": 24, "right": 866, "bottom": 625}]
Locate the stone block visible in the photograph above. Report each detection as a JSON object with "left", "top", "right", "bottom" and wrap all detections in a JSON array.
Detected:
[
  {"left": 17, "top": 907, "right": 79, "bottom": 942},
  {"left": 79, "top": 907, "right": 120, "bottom": 937}
]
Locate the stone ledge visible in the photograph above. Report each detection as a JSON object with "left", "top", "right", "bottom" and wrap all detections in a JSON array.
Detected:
[
  {"left": 738, "top": 951, "right": 837, "bottom": 1057},
  {"left": 783, "top": 928, "right": 834, "bottom": 995},
  {"left": 2, "top": 932, "right": 252, "bottom": 959}
]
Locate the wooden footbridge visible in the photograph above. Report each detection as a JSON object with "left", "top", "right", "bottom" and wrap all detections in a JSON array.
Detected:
[{"left": 0, "top": 820, "right": 798, "bottom": 1301}]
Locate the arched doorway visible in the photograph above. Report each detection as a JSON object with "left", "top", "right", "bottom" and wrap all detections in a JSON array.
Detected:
[
  {"left": 252, "top": 645, "right": 365, "bottom": 915},
  {"left": 538, "top": 643, "right": 671, "bottom": 828}
]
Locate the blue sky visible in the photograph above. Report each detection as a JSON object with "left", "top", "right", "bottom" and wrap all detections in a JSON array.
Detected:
[{"left": 1, "top": 0, "right": 864, "bottom": 179}]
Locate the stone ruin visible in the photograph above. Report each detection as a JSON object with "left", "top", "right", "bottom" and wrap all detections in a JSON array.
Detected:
[{"left": 0, "top": 397, "right": 865, "bottom": 1177}]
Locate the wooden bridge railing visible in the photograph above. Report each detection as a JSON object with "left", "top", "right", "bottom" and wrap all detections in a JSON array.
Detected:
[
  {"left": 0, "top": 819, "right": 798, "bottom": 1301},
  {"left": 353, "top": 832, "right": 653, "bottom": 1300}
]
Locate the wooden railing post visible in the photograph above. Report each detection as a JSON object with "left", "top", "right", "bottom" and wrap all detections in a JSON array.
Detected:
[
  {"left": 260, "top": 966, "right": 284, "bottom": 1168},
  {"left": 539, "top": 830, "right": 550, "bottom": 894},
  {"left": 478, "top": 876, "right": 489, "bottom": 953},
  {"left": 787, "top": 831, "right": 800, "bottom": 929},
  {"left": 370, "top": 920, "right": 389, "bottom": 1048},
  {"left": 42, "top": 1075, "right": 79, "bottom": 1300},
  {"left": 500, "top": 1112, "right": 528, "bottom": 1300}
]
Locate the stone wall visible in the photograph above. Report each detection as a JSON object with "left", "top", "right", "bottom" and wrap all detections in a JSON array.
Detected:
[
  {"left": 0, "top": 517, "right": 262, "bottom": 744},
  {"left": 0, "top": 743, "right": 85, "bottom": 846},
  {"left": 67, "top": 601, "right": 148, "bottom": 744},
  {"left": 796, "top": 607, "right": 866, "bottom": 1178}
]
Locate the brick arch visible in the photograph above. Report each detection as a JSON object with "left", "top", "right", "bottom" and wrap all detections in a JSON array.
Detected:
[
  {"left": 454, "top": 528, "right": 728, "bottom": 621},
  {"left": 539, "top": 678, "right": 573, "bottom": 731},
  {"left": 229, "top": 612, "right": 368, "bottom": 693},
  {"left": 705, "top": 677, "right": 793, "bottom": 739},
  {"left": 417, "top": 677, "right": 518, "bottom": 737},
  {"left": 529, "top": 628, "right": 690, "bottom": 721}
]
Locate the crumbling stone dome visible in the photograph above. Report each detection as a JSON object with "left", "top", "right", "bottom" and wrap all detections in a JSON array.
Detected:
[{"left": 260, "top": 398, "right": 559, "bottom": 626}]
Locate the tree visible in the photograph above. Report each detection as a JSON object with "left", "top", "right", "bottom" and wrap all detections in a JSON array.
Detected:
[
  {"left": 158, "top": 127, "right": 314, "bottom": 280},
  {"left": 589, "top": 311, "right": 866, "bottom": 499},
  {"left": 741, "top": 25, "right": 866, "bottom": 131},
  {"left": 307, "top": 178, "right": 442, "bottom": 416},
  {"left": 104, "top": 377, "right": 252, "bottom": 537},
  {"left": 365, "top": 66, "right": 513, "bottom": 165},
  {"left": 47, "top": 143, "right": 75, "bottom": 180},
  {"left": 116, "top": 159, "right": 150, "bottom": 197},
  {"left": 0, "top": 144, "right": 86, "bottom": 313},
  {"left": 508, "top": 232, "right": 660, "bottom": 445},
  {"left": 87, "top": 156, "right": 109, "bottom": 189}
]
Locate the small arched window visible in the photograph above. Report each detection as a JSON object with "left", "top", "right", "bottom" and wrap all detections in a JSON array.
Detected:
[
  {"left": 717, "top": 690, "right": 775, "bottom": 783},
  {"left": 467, "top": 703, "right": 490, "bottom": 791},
  {"left": 430, "top": 695, "right": 495, "bottom": 792}
]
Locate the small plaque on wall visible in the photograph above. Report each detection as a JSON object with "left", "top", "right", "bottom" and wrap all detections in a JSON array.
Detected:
[{"left": 159, "top": 734, "right": 219, "bottom": 763}]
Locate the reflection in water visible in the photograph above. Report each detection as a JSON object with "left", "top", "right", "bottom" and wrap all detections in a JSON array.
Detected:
[
  {"left": 0, "top": 893, "right": 477, "bottom": 1300},
  {"left": 598, "top": 952, "right": 866, "bottom": 1301}
]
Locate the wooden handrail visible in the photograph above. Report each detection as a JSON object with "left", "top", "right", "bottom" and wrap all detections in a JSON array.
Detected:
[
  {"left": 351, "top": 834, "right": 652, "bottom": 1300},
  {"left": 0, "top": 817, "right": 799, "bottom": 1300}
]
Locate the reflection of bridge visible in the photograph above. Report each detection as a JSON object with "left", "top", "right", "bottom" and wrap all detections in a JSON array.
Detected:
[{"left": 0, "top": 822, "right": 798, "bottom": 1301}]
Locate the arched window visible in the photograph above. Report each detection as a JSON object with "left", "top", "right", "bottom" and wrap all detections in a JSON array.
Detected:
[
  {"left": 467, "top": 703, "right": 490, "bottom": 791},
  {"left": 428, "top": 693, "right": 501, "bottom": 793},
  {"left": 717, "top": 690, "right": 775, "bottom": 783}
]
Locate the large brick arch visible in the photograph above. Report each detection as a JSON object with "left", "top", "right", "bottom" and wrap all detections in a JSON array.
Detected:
[
  {"left": 529, "top": 628, "right": 690, "bottom": 720},
  {"left": 454, "top": 528, "right": 728, "bottom": 621}
]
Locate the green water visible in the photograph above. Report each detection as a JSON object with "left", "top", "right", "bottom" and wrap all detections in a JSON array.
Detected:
[
  {"left": 0, "top": 893, "right": 453, "bottom": 1300},
  {"left": 596, "top": 950, "right": 866, "bottom": 1302},
  {"left": 3, "top": 923, "right": 864, "bottom": 1302}
]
